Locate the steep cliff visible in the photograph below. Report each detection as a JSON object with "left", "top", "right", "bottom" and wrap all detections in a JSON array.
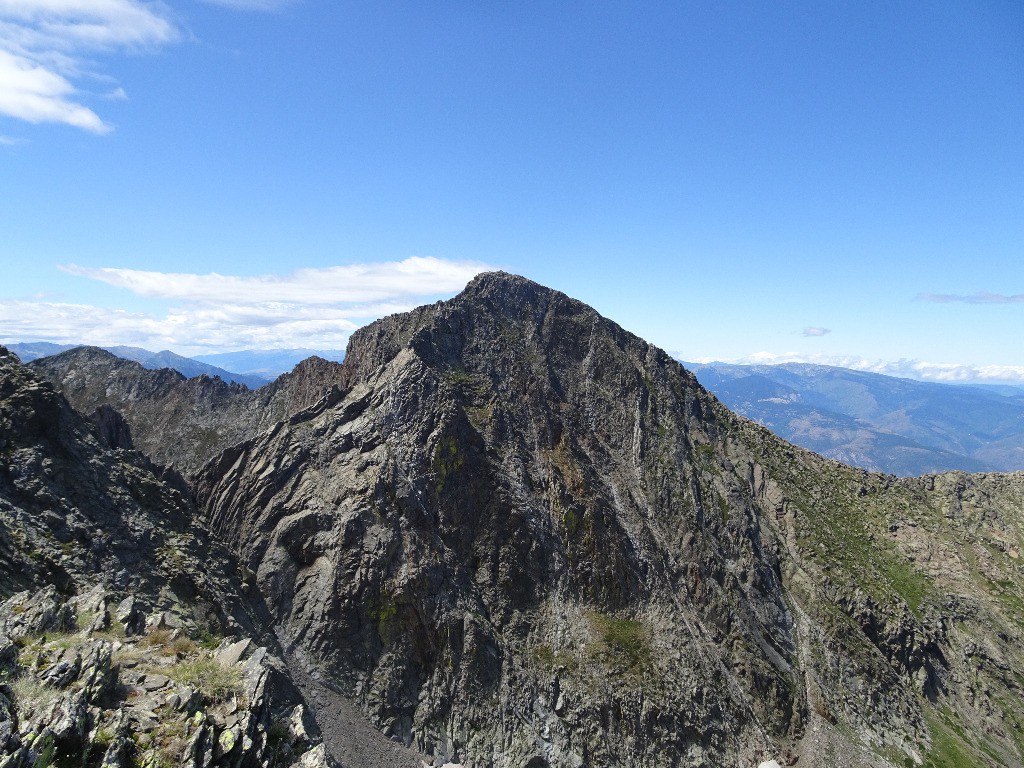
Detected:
[{"left": 192, "top": 273, "right": 1024, "bottom": 767}]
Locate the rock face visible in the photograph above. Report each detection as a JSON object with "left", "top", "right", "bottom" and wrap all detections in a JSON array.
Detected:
[
  {"left": 0, "top": 343, "right": 284, "bottom": 626},
  {"left": 192, "top": 273, "right": 1024, "bottom": 767},
  {"left": 7, "top": 274, "right": 1024, "bottom": 768},
  {"left": 29, "top": 349, "right": 345, "bottom": 474}
]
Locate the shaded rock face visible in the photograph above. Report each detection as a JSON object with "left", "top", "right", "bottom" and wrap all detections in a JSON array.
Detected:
[
  {"left": 0, "top": 345, "right": 250, "bottom": 626},
  {"left": 91, "top": 404, "right": 134, "bottom": 451},
  {"left": 29, "top": 349, "right": 346, "bottom": 474},
  {"left": 191, "top": 273, "right": 1024, "bottom": 767}
]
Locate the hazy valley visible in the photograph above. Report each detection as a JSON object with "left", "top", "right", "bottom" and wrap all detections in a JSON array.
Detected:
[{"left": 689, "top": 362, "right": 1024, "bottom": 476}]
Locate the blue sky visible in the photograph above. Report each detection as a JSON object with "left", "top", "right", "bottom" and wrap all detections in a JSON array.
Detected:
[{"left": 1, "top": 1, "right": 1022, "bottom": 382}]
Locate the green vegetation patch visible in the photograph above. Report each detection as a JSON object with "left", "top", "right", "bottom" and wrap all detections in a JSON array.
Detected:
[
  {"left": 531, "top": 643, "right": 579, "bottom": 674},
  {"left": 443, "top": 369, "right": 477, "bottom": 389},
  {"left": 562, "top": 508, "right": 581, "bottom": 538},
  {"left": 142, "top": 628, "right": 198, "bottom": 657},
  {"left": 432, "top": 435, "right": 464, "bottom": 492},
  {"left": 694, "top": 443, "right": 715, "bottom": 463},
  {"left": 8, "top": 673, "right": 60, "bottom": 715},
  {"left": 162, "top": 658, "right": 243, "bottom": 702},
  {"left": 194, "top": 628, "right": 223, "bottom": 650},
  {"left": 757, "top": 451, "right": 937, "bottom": 616},
  {"left": 921, "top": 705, "right": 990, "bottom": 768},
  {"left": 587, "top": 611, "right": 651, "bottom": 673},
  {"left": 368, "top": 587, "right": 400, "bottom": 641}
]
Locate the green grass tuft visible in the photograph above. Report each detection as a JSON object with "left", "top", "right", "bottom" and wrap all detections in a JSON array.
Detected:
[
  {"left": 588, "top": 611, "right": 651, "bottom": 672},
  {"left": 162, "top": 658, "right": 243, "bottom": 702}
]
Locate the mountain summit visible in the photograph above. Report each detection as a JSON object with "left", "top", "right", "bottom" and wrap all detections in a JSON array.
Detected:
[{"left": 194, "top": 272, "right": 1024, "bottom": 767}]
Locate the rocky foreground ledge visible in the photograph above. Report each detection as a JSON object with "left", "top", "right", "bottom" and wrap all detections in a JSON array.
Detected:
[{"left": 0, "top": 585, "right": 330, "bottom": 768}]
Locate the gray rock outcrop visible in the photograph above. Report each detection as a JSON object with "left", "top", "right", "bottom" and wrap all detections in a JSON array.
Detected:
[{"left": 0, "top": 586, "right": 332, "bottom": 768}]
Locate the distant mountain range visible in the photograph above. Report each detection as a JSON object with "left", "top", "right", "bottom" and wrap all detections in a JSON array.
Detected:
[
  {"left": 8, "top": 342, "right": 269, "bottom": 388},
  {"left": 687, "top": 361, "right": 1024, "bottom": 475},
  {"left": 7, "top": 343, "right": 346, "bottom": 388},
  {"left": 192, "top": 348, "right": 345, "bottom": 379}
]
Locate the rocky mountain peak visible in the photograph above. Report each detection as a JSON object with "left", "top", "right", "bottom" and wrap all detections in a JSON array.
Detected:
[
  {"left": 343, "top": 270, "right": 677, "bottom": 402},
  {"left": 265, "top": 355, "right": 346, "bottom": 402},
  {"left": 456, "top": 270, "right": 577, "bottom": 313},
  {"left": 189, "top": 276, "right": 1024, "bottom": 767},
  {"left": 7, "top": 277, "right": 1024, "bottom": 768}
]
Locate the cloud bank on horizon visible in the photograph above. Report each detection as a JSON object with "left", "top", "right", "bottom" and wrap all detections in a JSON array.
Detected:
[
  {"left": 0, "top": 257, "right": 491, "bottom": 354},
  {"left": 60, "top": 257, "right": 483, "bottom": 304}
]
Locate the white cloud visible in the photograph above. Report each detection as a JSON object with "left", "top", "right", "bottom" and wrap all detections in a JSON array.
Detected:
[
  {"left": 801, "top": 326, "right": 830, "bottom": 337},
  {"left": 0, "top": 0, "right": 177, "bottom": 49},
  {"left": 690, "top": 351, "right": 1024, "bottom": 385},
  {"left": 0, "top": 49, "right": 108, "bottom": 132},
  {"left": 0, "top": 0, "right": 177, "bottom": 132},
  {"left": 61, "top": 256, "right": 491, "bottom": 304},
  {"left": 0, "top": 298, "right": 363, "bottom": 353},
  {"left": 2, "top": 257, "right": 494, "bottom": 354}
]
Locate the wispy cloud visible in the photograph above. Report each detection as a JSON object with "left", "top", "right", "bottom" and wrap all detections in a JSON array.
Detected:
[
  {"left": 0, "top": 49, "right": 110, "bottom": 132},
  {"left": 200, "top": 0, "right": 296, "bottom": 10},
  {"left": 802, "top": 326, "right": 831, "bottom": 337},
  {"left": 61, "top": 256, "right": 488, "bottom": 304},
  {"left": 691, "top": 351, "right": 1024, "bottom": 385},
  {"left": 2, "top": 257, "right": 493, "bottom": 354},
  {"left": 0, "top": 0, "right": 178, "bottom": 132},
  {"left": 918, "top": 292, "right": 1024, "bottom": 304}
]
